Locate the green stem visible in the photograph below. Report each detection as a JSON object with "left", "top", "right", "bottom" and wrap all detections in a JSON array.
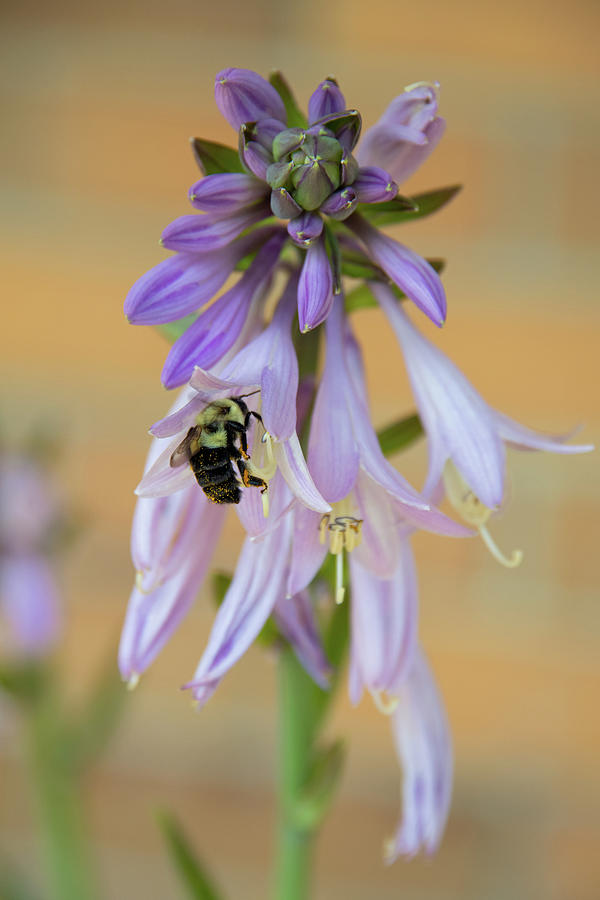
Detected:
[
  {"left": 275, "top": 647, "right": 317, "bottom": 900},
  {"left": 27, "top": 697, "right": 97, "bottom": 900}
]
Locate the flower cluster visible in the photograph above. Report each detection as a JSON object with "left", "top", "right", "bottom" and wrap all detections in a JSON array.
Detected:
[
  {"left": 121, "top": 68, "right": 591, "bottom": 859},
  {"left": 0, "top": 451, "right": 62, "bottom": 657}
]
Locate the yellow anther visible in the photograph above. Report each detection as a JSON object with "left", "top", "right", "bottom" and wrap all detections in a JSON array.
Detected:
[{"left": 370, "top": 689, "right": 399, "bottom": 715}]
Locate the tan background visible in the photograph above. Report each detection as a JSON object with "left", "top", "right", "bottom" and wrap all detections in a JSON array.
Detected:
[{"left": 1, "top": 0, "right": 599, "bottom": 897}]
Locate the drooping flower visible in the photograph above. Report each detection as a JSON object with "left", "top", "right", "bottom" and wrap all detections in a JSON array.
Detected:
[{"left": 372, "top": 282, "right": 594, "bottom": 566}]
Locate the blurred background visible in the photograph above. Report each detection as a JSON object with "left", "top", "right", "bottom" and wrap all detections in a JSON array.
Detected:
[{"left": 1, "top": 0, "right": 599, "bottom": 897}]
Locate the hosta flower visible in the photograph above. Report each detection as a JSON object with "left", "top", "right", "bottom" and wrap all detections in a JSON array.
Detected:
[
  {"left": 373, "top": 282, "right": 593, "bottom": 566},
  {"left": 124, "top": 68, "right": 452, "bottom": 386},
  {"left": 0, "top": 454, "right": 62, "bottom": 656}
]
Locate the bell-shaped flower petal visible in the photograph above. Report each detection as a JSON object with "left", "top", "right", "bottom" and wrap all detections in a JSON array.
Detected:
[
  {"left": 357, "top": 83, "right": 445, "bottom": 185},
  {"left": 346, "top": 215, "right": 446, "bottom": 326},
  {"left": 0, "top": 554, "right": 60, "bottom": 657},
  {"left": 189, "top": 173, "right": 268, "bottom": 214},
  {"left": 297, "top": 236, "right": 334, "bottom": 332},
  {"left": 386, "top": 647, "right": 453, "bottom": 860},
  {"left": 215, "top": 67, "right": 286, "bottom": 131},
  {"left": 491, "top": 411, "right": 594, "bottom": 455},
  {"left": 184, "top": 515, "right": 292, "bottom": 706},
  {"left": 308, "top": 78, "right": 346, "bottom": 124},
  {"left": 161, "top": 231, "right": 286, "bottom": 388},
  {"left": 348, "top": 537, "right": 417, "bottom": 705},
  {"left": 125, "top": 229, "right": 273, "bottom": 326},
  {"left": 352, "top": 166, "right": 398, "bottom": 204},
  {"left": 373, "top": 285, "right": 591, "bottom": 511},
  {"left": 161, "top": 204, "right": 269, "bottom": 253},
  {"left": 286, "top": 505, "right": 327, "bottom": 598},
  {"left": 310, "top": 297, "right": 470, "bottom": 538},
  {"left": 274, "top": 590, "right": 332, "bottom": 689},
  {"left": 119, "top": 501, "right": 225, "bottom": 682}
]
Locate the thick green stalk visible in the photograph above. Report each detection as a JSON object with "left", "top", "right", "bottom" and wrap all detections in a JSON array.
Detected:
[
  {"left": 27, "top": 698, "right": 97, "bottom": 900},
  {"left": 275, "top": 647, "right": 318, "bottom": 900}
]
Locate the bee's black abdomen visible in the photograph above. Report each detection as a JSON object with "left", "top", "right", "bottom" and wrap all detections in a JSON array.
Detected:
[{"left": 190, "top": 448, "right": 241, "bottom": 504}]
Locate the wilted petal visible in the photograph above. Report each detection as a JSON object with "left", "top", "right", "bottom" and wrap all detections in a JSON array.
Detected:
[
  {"left": 215, "top": 67, "right": 286, "bottom": 131},
  {"left": 346, "top": 215, "right": 446, "bottom": 326},
  {"left": 308, "top": 79, "right": 346, "bottom": 124},
  {"left": 161, "top": 205, "right": 269, "bottom": 253},
  {"left": 185, "top": 516, "right": 292, "bottom": 705},
  {"left": 373, "top": 284, "right": 506, "bottom": 509},
  {"left": 274, "top": 590, "right": 332, "bottom": 689},
  {"left": 386, "top": 648, "right": 453, "bottom": 861},
  {"left": 348, "top": 543, "right": 417, "bottom": 704},
  {"left": 189, "top": 173, "right": 268, "bottom": 213},
  {"left": 0, "top": 555, "right": 60, "bottom": 656},
  {"left": 352, "top": 166, "right": 398, "bottom": 204},
  {"left": 297, "top": 235, "right": 334, "bottom": 332}
]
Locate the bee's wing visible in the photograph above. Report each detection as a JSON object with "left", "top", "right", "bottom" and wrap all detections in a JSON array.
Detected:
[{"left": 169, "top": 427, "right": 200, "bottom": 468}]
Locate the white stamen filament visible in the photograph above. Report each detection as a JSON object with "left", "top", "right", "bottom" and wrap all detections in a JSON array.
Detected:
[
  {"left": 370, "top": 689, "right": 399, "bottom": 715},
  {"left": 126, "top": 672, "right": 140, "bottom": 691},
  {"left": 319, "top": 503, "right": 364, "bottom": 605},
  {"left": 443, "top": 461, "right": 523, "bottom": 570},
  {"left": 335, "top": 551, "right": 345, "bottom": 605},
  {"left": 261, "top": 490, "right": 270, "bottom": 519}
]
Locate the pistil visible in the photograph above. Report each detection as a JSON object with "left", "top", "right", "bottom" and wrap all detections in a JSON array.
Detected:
[{"left": 443, "top": 461, "right": 523, "bottom": 568}]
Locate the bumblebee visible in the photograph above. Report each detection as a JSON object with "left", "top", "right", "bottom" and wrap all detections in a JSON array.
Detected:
[{"left": 169, "top": 396, "right": 268, "bottom": 504}]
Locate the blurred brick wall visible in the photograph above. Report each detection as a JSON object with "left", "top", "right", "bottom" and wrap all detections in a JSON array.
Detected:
[{"left": 1, "top": 1, "right": 599, "bottom": 898}]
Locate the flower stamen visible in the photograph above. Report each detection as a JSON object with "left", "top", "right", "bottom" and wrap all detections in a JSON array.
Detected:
[
  {"left": 319, "top": 506, "right": 363, "bottom": 603},
  {"left": 370, "top": 688, "right": 399, "bottom": 715}
]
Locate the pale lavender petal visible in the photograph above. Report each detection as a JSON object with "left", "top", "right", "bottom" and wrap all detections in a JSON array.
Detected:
[
  {"left": 135, "top": 437, "right": 194, "bottom": 497},
  {"left": 357, "top": 83, "right": 445, "bottom": 185},
  {"left": 386, "top": 647, "right": 453, "bottom": 861},
  {"left": 351, "top": 469, "right": 402, "bottom": 579},
  {"left": 119, "top": 503, "right": 225, "bottom": 679},
  {"left": 352, "top": 166, "right": 398, "bottom": 204},
  {"left": 162, "top": 232, "right": 285, "bottom": 388},
  {"left": 373, "top": 284, "right": 506, "bottom": 509},
  {"left": 491, "top": 411, "right": 594, "bottom": 455},
  {"left": 308, "top": 79, "right": 346, "bottom": 124},
  {"left": 189, "top": 173, "right": 268, "bottom": 213},
  {"left": 297, "top": 236, "right": 334, "bottom": 332},
  {"left": 185, "top": 517, "right": 292, "bottom": 704},
  {"left": 308, "top": 302, "right": 360, "bottom": 502},
  {"left": 161, "top": 205, "right": 269, "bottom": 253},
  {"left": 215, "top": 67, "right": 286, "bottom": 131},
  {"left": 348, "top": 545, "right": 417, "bottom": 704},
  {"left": 286, "top": 505, "right": 327, "bottom": 598},
  {"left": 0, "top": 555, "right": 60, "bottom": 656},
  {"left": 346, "top": 215, "right": 446, "bottom": 326},
  {"left": 275, "top": 436, "right": 331, "bottom": 514},
  {"left": 275, "top": 590, "right": 332, "bottom": 689}
]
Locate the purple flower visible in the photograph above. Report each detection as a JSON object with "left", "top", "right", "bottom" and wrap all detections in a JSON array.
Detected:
[
  {"left": 125, "top": 68, "right": 451, "bottom": 351},
  {"left": 0, "top": 455, "right": 62, "bottom": 657},
  {"left": 386, "top": 647, "right": 453, "bottom": 860},
  {"left": 373, "top": 283, "right": 593, "bottom": 565}
]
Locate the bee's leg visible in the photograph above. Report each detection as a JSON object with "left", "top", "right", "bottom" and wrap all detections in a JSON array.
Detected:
[
  {"left": 237, "top": 459, "right": 268, "bottom": 492},
  {"left": 244, "top": 410, "right": 263, "bottom": 429},
  {"left": 226, "top": 421, "right": 249, "bottom": 458}
]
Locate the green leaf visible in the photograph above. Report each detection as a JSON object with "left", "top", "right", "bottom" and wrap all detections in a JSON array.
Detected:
[
  {"left": 344, "top": 259, "right": 445, "bottom": 313},
  {"left": 357, "top": 184, "right": 462, "bottom": 226},
  {"left": 157, "top": 810, "right": 223, "bottom": 900},
  {"left": 268, "top": 72, "right": 308, "bottom": 129},
  {"left": 323, "top": 222, "right": 342, "bottom": 295},
  {"left": 293, "top": 739, "right": 345, "bottom": 830},
  {"left": 190, "top": 138, "right": 245, "bottom": 176},
  {"left": 0, "top": 660, "right": 46, "bottom": 706},
  {"left": 156, "top": 313, "right": 197, "bottom": 344},
  {"left": 377, "top": 413, "right": 423, "bottom": 456}
]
